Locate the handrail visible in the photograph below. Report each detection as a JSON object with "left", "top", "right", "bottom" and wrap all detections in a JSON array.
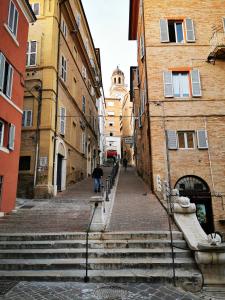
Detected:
[
  {"left": 164, "top": 182, "right": 176, "bottom": 287},
  {"left": 84, "top": 201, "right": 98, "bottom": 283}
]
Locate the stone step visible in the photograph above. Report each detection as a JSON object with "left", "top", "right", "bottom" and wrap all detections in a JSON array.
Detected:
[
  {"left": 0, "top": 247, "right": 191, "bottom": 259},
  {"left": 0, "top": 239, "right": 187, "bottom": 249},
  {"left": 0, "top": 231, "right": 183, "bottom": 241},
  {"left": 0, "top": 257, "right": 197, "bottom": 271},
  {"left": 0, "top": 269, "right": 202, "bottom": 284}
]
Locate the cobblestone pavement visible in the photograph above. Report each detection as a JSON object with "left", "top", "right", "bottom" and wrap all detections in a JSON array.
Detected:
[
  {"left": 0, "top": 167, "right": 111, "bottom": 233},
  {"left": 0, "top": 281, "right": 211, "bottom": 300},
  {"left": 108, "top": 167, "right": 177, "bottom": 231}
]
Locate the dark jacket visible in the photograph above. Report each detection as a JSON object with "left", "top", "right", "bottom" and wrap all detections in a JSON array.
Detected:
[{"left": 92, "top": 167, "right": 103, "bottom": 179}]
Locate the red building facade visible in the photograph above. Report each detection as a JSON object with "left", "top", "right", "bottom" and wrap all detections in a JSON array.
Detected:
[{"left": 0, "top": 0, "right": 35, "bottom": 213}]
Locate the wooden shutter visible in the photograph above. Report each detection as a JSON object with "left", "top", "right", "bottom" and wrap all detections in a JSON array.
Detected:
[
  {"left": 197, "top": 130, "right": 208, "bottom": 149},
  {"left": 160, "top": 19, "right": 169, "bottom": 42},
  {"left": 6, "top": 64, "right": 13, "bottom": 98},
  {"left": 167, "top": 130, "right": 178, "bottom": 150},
  {"left": 8, "top": 124, "right": 15, "bottom": 150},
  {"left": 60, "top": 107, "right": 66, "bottom": 135},
  {"left": 0, "top": 53, "right": 5, "bottom": 91},
  {"left": 185, "top": 18, "right": 195, "bottom": 42},
  {"left": 191, "top": 69, "right": 202, "bottom": 97},
  {"left": 163, "top": 71, "right": 173, "bottom": 97}
]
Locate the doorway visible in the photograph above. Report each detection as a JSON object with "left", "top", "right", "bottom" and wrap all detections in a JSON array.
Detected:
[
  {"left": 57, "top": 154, "right": 63, "bottom": 191},
  {"left": 175, "top": 175, "right": 214, "bottom": 234}
]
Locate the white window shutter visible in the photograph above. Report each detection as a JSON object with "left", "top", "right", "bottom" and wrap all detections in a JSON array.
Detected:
[
  {"left": 197, "top": 130, "right": 208, "bottom": 149},
  {"left": 138, "top": 108, "right": 142, "bottom": 128},
  {"left": 6, "top": 65, "right": 13, "bottom": 98},
  {"left": 185, "top": 18, "right": 196, "bottom": 42},
  {"left": 140, "top": 35, "right": 145, "bottom": 59},
  {"left": 223, "top": 17, "right": 225, "bottom": 32},
  {"left": 27, "top": 110, "right": 32, "bottom": 126},
  {"left": 8, "top": 124, "right": 15, "bottom": 150},
  {"left": 160, "top": 19, "right": 169, "bottom": 42},
  {"left": 167, "top": 130, "right": 178, "bottom": 150},
  {"left": 60, "top": 107, "right": 66, "bottom": 135},
  {"left": 163, "top": 71, "right": 173, "bottom": 98},
  {"left": 0, "top": 53, "right": 5, "bottom": 91},
  {"left": 191, "top": 69, "right": 202, "bottom": 97}
]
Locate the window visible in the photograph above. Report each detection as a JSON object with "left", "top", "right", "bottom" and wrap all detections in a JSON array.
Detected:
[
  {"left": 31, "top": 3, "right": 40, "bottom": 16},
  {"left": 60, "top": 55, "right": 67, "bottom": 82},
  {"left": 26, "top": 41, "right": 37, "bottom": 66},
  {"left": 19, "top": 156, "right": 31, "bottom": 171},
  {"left": 167, "top": 130, "right": 208, "bottom": 150},
  {"left": 118, "top": 77, "right": 121, "bottom": 84},
  {"left": 110, "top": 132, "right": 113, "bottom": 136},
  {"left": 8, "top": 1, "right": 18, "bottom": 37},
  {"left": 109, "top": 121, "right": 114, "bottom": 127},
  {"left": 81, "top": 131, "right": 86, "bottom": 154},
  {"left": 163, "top": 69, "right": 201, "bottom": 98},
  {"left": 60, "top": 107, "right": 66, "bottom": 135},
  {"left": 0, "top": 53, "right": 13, "bottom": 99},
  {"left": 82, "top": 65, "right": 87, "bottom": 79},
  {"left": 8, "top": 124, "right": 15, "bottom": 150},
  {"left": 114, "top": 78, "right": 116, "bottom": 84},
  {"left": 82, "top": 96, "right": 86, "bottom": 113},
  {"left": 108, "top": 111, "right": 115, "bottom": 116},
  {"left": 61, "top": 19, "right": 67, "bottom": 38},
  {"left": 160, "top": 18, "right": 195, "bottom": 43},
  {"left": 107, "top": 102, "right": 114, "bottom": 107},
  {"left": 76, "top": 12, "right": 81, "bottom": 29},
  {"left": 0, "top": 121, "right": 4, "bottom": 147},
  {"left": 178, "top": 131, "right": 194, "bottom": 149},
  {"left": 22, "top": 110, "right": 32, "bottom": 127}
]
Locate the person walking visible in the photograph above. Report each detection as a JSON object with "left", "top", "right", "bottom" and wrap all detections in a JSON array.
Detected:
[
  {"left": 92, "top": 164, "right": 103, "bottom": 193},
  {"left": 123, "top": 158, "right": 128, "bottom": 171}
]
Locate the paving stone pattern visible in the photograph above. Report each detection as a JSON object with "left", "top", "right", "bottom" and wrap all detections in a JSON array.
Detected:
[
  {"left": 0, "top": 281, "right": 206, "bottom": 300},
  {"left": 0, "top": 168, "right": 111, "bottom": 234},
  {"left": 108, "top": 167, "right": 177, "bottom": 231}
]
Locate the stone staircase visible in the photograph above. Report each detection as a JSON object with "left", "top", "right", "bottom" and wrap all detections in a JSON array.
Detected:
[{"left": 0, "top": 231, "right": 202, "bottom": 286}]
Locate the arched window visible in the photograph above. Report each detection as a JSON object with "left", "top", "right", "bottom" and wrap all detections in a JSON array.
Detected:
[
  {"left": 118, "top": 77, "right": 121, "bottom": 84},
  {"left": 114, "top": 78, "right": 116, "bottom": 84}
]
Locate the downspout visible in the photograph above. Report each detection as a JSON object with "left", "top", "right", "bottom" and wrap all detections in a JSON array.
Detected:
[
  {"left": 52, "top": 0, "right": 67, "bottom": 192},
  {"left": 142, "top": 0, "right": 154, "bottom": 189},
  {"left": 33, "top": 80, "right": 43, "bottom": 188}
]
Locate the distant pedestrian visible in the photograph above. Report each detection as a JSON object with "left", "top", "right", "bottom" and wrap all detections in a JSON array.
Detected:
[
  {"left": 92, "top": 164, "right": 103, "bottom": 193},
  {"left": 123, "top": 158, "right": 128, "bottom": 171}
]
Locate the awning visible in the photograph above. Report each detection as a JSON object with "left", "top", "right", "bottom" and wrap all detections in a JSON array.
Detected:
[{"left": 107, "top": 150, "right": 117, "bottom": 158}]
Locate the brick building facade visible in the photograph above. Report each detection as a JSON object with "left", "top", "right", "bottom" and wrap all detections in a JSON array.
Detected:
[
  {"left": 129, "top": 0, "right": 225, "bottom": 234},
  {"left": 0, "top": 0, "right": 35, "bottom": 214}
]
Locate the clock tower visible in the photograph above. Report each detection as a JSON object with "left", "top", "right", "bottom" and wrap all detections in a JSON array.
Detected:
[{"left": 109, "top": 66, "right": 128, "bottom": 99}]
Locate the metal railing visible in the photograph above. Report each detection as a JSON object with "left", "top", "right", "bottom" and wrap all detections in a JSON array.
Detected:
[{"left": 84, "top": 201, "right": 98, "bottom": 283}]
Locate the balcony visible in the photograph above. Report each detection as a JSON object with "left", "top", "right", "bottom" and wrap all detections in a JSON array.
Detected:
[{"left": 208, "top": 31, "right": 225, "bottom": 60}]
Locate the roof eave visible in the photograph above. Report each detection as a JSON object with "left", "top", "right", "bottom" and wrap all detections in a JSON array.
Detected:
[{"left": 128, "top": 0, "right": 139, "bottom": 40}]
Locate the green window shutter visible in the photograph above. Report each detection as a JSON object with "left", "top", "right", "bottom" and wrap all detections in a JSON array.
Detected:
[
  {"left": 185, "top": 18, "right": 196, "bottom": 42},
  {"left": 160, "top": 19, "right": 169, "bottom": 42}
]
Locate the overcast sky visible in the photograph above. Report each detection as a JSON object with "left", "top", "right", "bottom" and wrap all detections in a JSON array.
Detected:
[{"left": 82, "top": 0, "right": 137, "bottom": 97}]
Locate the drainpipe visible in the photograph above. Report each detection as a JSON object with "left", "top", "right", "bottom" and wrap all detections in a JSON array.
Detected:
[
  {"left": 142, "top": 0, "right": 154, "bottom": 189},
  {"left": 33, "top": 80, "right": 43, "bottom": 188},
  {"left": 52, "top": 0, "right": 68, "bottom": 192}
]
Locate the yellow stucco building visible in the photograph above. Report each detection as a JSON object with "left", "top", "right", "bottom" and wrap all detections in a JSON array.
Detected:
[{"left": 18, "top": 0, "right": 102, "bottom": 198}]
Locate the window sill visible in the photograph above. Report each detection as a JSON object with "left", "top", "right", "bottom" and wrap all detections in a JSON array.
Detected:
[
  {"left": 0, "top": 146, "right": 9, "bottom": 154},
  {"left": 4, "top": 24, "right": 19, "bottom": 47}
]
